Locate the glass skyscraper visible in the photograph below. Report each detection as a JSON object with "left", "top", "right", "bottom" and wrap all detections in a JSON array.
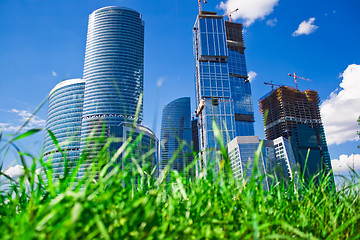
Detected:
[
  {"left": 193, "top": 11, "right": 254, "bottom": 167},
  {"left": 160, "top": 97, "right": 192, "bottom": 174},
  {"left": 43, "top": 7, "right": 156, "bottom": 180},
  {"left": 43, "top": 78, "right": 85, "bottom": 179},
  {"left": 225, "top": 22, "right": 255, "bottom": 136},
  {"left": 81, "top": 6, "right": 144, "bottom": 145}
]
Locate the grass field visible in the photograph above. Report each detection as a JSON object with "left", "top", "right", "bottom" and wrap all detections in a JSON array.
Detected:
[{"left": 1, "top": 126, "right": 360, "bottom": 240}]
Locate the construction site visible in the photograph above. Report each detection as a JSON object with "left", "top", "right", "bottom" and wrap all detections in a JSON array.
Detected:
[
  {"left": 259, "top": 86, "right": 322, "bottom": 141},
  {"left": 259, "top": 77, "right": 333, "bottom": 180}
]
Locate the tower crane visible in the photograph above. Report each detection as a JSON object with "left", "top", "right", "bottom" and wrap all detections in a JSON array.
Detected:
[
  {"left": 223, "top": 8, "right": 238, "bottom": 22},
  {"left": 288, "top": 72, "right": 311, "bottom": 89},
  {"left": 264, "top": 81, "right": 283, "bottom": 91},
  {"left": 198, "top": 0, "right": 207, "bottom": 13}
]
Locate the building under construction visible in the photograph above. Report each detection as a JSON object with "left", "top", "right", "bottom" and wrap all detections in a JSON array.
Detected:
[{"left": 259, "top": 86, "right": 333, "bottom": 183}]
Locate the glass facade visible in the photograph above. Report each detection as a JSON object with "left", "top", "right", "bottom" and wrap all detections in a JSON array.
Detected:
[
  {"left": 273, "top": 136, "right": 298, "bottom": 183},
  {"left": 227, "top": 136, "right": 269, "bottom": 190},
  {"left": 290, "top": 124, "right": 323, "bottom": 181},
  {"left": 193, "top": 12, "right": 236, "bottom": 159},
  {"left": 225, "top": 22, "right": 255, "bottom": 136},
  {"left": 160, "top": 97, "right": 192, "bottom": 174},
  {"left": 81, "top": 6, "right": 144, "bottom": 147},
  {"left": 193, "top": 12, "right": 255, "bottom": 167},
  {"left": 43, "top": 79, "right": 85, "bottom": 179},
  {"left": 108, "top": 123, "right": 159, "bottom": 177}
]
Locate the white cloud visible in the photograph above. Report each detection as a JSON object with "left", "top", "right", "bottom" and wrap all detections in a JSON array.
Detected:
[
  {"left": 248, "top": 71, "right": 257, "bottom": 82},
  {"left": 331, "top": 154, "right": 360, "bottom": 173},
  {"left": 266, "top": 18, "right": 277, "bottom": 27},
  {"left": 2, "top": 165, "right": 41, "bottom": 184},
  {"left": 3, "top": 165, "right": 24, "bottom": 179},
  {"left": 156, "top": 77, "right": 166, "bottom": 88},
  {"left": 320, "top": 64, "right": 360, "bottom": 145},
  {"left": 292, "top": 17, "right": 319, "bottom": 37},
  {"left": 218, "top": 0, "right": 279, "bottom": 27},
  {"left": 52, "top": 71, "right": 57, "bottom": 77},
  {"left": 0, "top": 108, "right": 45, "bottom": 133}
]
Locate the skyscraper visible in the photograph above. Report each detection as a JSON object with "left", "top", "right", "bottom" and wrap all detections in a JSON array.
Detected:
[
  {"left": 193, "top": 11, "right": 254, "bottom": 168},
  {"left": 160, "top": 97, "right": 192, "bottom": 174},
  {"left": 81, "top": 6, "right": 144, "bottom": 145},
  {"left": 225, "top": 22, "right": 255, "bottom": 136},
  {"left": 43, "top": 79, "right": 85, "bottom": 179},
  {"left": 43, "top": 7, "right": 158, "bottom": 179},
  {"left": 259, "top": 86, "right": 333, "bottom": 183}
]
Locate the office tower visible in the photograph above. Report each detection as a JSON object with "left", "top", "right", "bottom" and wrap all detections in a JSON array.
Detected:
[
  {"left": 290, "top": 124, "right": 323, "bottom": 181},
  {"left": 160, "top": 97, "right": 192, "bottom": 174},
  {"left": 108, "top": 123, "right": 159, "bottom": 177},
  {"left": 273, "top": 136, "right": 298, "bottom": 183},
  {"left": 191, "top": 118, "right": 200, "bottom": 153},
  {"left": 193, "top": 11, "right": 255, "bottom": 166},
  {"left": 225, "top": 21, "right": 255, "bottom": 136},
  {"left": 259, "top": 86, "right": 333, "bottom": 183},
  {"left": 227, "top": 136, "right": 269, "bottom": 190},
  {"left": 43, "top": 79, "right": 85, "bottom": 179},
  {"left": 81, "top": 6, "right": 144, "bottom": 145},
  {"left": 43, "top": 7, "right": 157, "bottom": 180}
]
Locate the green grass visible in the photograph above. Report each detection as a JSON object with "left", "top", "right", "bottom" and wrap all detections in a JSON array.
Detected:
[{"left": 1, "top": 126, "right": 360, "bottom": 240}]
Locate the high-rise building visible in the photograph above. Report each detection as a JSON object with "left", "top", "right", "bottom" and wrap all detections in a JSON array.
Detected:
[
  {"left": 43, "top": 79, "right": 85, "bottom": 179},
  {"left": 191, "top": 117, "right": 200, "bottom": 153},
  {"left": 227, "top": 136, "right": 269, "bottom": 190},
  {"left": 273, "top": 136, "right": 298, "bottom": 183},
  {"left": 108, "top": 123, "right": 159, "bottom": 177},
  {"left": 193, "top": 11, "right": 254, "bottom": 167},
  {"left": 225, "top": 22, "right": 255, "bottom": 136},
  {"left": 43, "top": 7, "right": 159, "bottom": 180},
  {"left": 81, "top": 6, "right": 144, "bottom": 146},
  {"left": 160, "top": 97, "right": 192, "bottom": 174},
  {"left": 259, "top": 86, "right": 333, "bottom": 183},
  {"left": 290, "top": 124, "right": 323, "bottom": 181}
]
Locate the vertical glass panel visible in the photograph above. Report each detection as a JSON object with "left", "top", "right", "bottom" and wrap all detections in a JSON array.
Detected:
[
  {"left": 206, "top": 19, "right": 213, "bottom": 33},
  {"left": 200, "top": 33, "right": 208, "bottom": 55},
  {"left": 207, "top": 34, "right": 214, "bottom": 55},
  {"left": 214, "top": 34, "right": 219, "bottom": 55},
  {"left": 217, "top": 19, "right": 223, "bottom": 33},
  {"left": 199, "top": 18, "right": 206, "bottom": 32}
]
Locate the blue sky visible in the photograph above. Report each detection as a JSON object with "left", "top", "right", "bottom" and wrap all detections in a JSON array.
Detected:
[{"left": 0, "top": 0, "right": 359, "bottom": 179}]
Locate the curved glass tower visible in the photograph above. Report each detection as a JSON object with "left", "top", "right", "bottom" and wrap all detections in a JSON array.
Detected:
[
  {"left": 160, "top": 97, "right": 192, "bottom": 173},
  {"left": 81, "top": 6, "right": 144, "bottom": 142},
  {"left": 43, "top": 78, "right": 85, "bottom": 179}
]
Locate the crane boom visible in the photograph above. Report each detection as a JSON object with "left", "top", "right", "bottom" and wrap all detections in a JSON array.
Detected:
[
  {"left": 223, "top": 8, "right": 238, "bottom": 22},
  {"left": 288, "top": 72, "right": 311, "bottom": 89},
  {"left": 264, "top": 81, "right": 282, "bottom": 91},
  {"left": 198, "top": 0, "right": 207, "bottom": 13}
]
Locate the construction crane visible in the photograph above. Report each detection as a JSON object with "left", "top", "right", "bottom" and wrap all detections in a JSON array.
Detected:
[
  {"left": 198, "top": 0, "right": 207, "bottom": 13},
  {"left": 288, "top": 72, "right": 311, "bottom": 89},
  {"left": 223, "top": 8, "right": 238, "bottom": 22},
  {"left": 264, "top": 81, "right": 282, "bottom": 91}
]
